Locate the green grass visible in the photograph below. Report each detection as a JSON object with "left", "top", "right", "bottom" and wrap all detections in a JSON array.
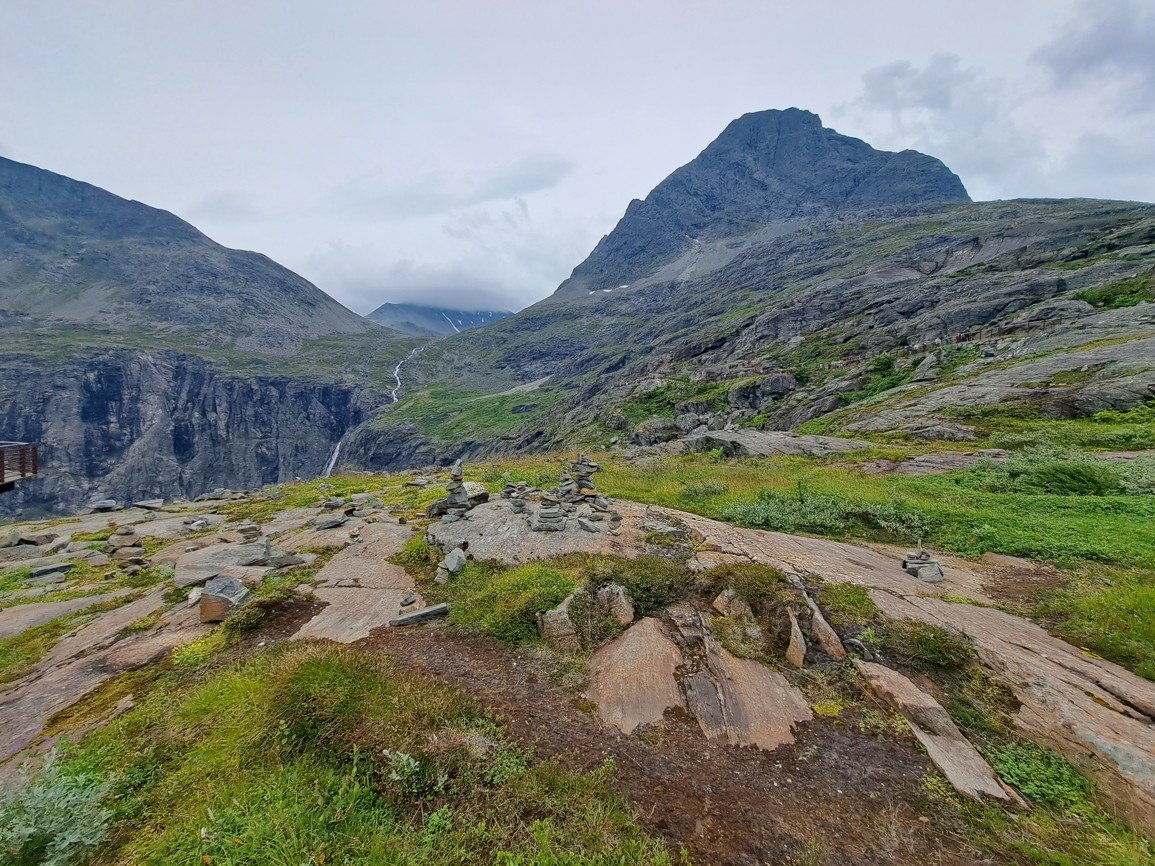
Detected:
[
  {"left": 49, "top": 643, "right": 672, "bottom": 865},
  {"left": 379, "top": 386, "right": 564, "bottom": 442},
  {"left": 447, "top": 561, "right": 579, "bottom": 643},
  {"left": 1076, "top": 274, "right": 1154, "bottom": 309},
  {"left": 1031, "top": 567, "right": 1155, "bottom": 680}
]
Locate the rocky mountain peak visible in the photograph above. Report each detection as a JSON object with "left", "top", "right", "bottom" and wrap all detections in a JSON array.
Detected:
[{"left": 553, "top": 108, "right": 970, "bottom": 297}]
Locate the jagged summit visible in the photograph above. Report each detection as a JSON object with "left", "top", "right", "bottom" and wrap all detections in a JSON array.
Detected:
[{"left": 553, "top": 108, "right": 970, "bottom": 297}]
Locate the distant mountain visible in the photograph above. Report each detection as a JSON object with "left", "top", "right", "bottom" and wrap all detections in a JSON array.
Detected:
[
  {"left": 553, "top": 107, "right": 970, "bottom": 299},
  {"left": 0, "top": 156, "right": 412, "bottom": 515},
  {"left": 365, "top": 302, "right": 513, "bottom": 337},
  {"left": 0, "top": 155, "right": 388, "bottom": 355}
]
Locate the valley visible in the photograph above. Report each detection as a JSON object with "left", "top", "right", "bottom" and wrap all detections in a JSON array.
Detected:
[{"left": 2, "top": 104, "right": 1153, "bottom": 866}]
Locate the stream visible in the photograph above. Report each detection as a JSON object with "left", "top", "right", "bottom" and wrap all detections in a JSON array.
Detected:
[{"left": 321, "top": 344, "right": 426, "bottom": 478}]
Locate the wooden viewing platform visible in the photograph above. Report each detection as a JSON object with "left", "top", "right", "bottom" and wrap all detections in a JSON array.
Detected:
[{"left": 0, "top": 442, "right": 39, "bottom": 493}]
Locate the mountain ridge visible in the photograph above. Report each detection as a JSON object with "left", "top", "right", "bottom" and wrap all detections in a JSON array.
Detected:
[{"left": 366, "top": 302, "right": 513, "bottom": 338}]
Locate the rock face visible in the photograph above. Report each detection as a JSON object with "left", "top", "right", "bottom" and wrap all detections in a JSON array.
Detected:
[
  {"left": 0, "top": 155, "right": 405, "bottom": 515},
  {"left": 554, "top": 108, "right": 969, "bottom": 298},
  {"left": 0, "top": 351, "right": 382, "bottom": 514}
]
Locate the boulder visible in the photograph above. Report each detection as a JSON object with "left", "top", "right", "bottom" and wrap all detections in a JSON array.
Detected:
[
  {"left": 389, "top": 602, "right": 450, "bottom": 627},
  {"left": 596, "top": 583, "right": 635, "bottom": 626},
  {"left": 537, "top": 591, "right": 583, "bottom": 653},
  {"left": 805, "top": 595, "right": 847, "bottom": 658},
  {"left": 855, "top": 661, "right": 1021, "bottom": 804},
  {"left": 133, "top": 499, "right": 166, "bottom": 511},
  {"left": 29, "top": 562, "right": 75, "bottom": 579},
  {"left": 312, "top": 515, "right": 348, "bottom": 530},
  {"left": 199, "top": 576, "right": 252, "bottom": 623},
  {"left": 174, "top": 541, "right": 271, "bottom": 587},
  {"left": 785, "top": 608, "right": 807, "bottom": 668},
  {"left": 712, "top": 588, "right": 754, "bottom": 620},
  {"left": 86, "top": 499, "right": 120, "bottom": 512},
  {"left": 632, "top": 416, "right": 679, "bottom": 445}
]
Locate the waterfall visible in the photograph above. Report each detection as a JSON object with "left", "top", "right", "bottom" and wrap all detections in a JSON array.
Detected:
[
  {"left": 321, "top": 433, "right": 345, "bottom": 478},
  {"left": 389, "top": 345, "right": 425, "bottom": 403}
]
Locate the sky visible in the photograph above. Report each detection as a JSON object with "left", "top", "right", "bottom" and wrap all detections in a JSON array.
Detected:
[{"left": 2, "top": 0, "right": 1153, "bottom": 314}]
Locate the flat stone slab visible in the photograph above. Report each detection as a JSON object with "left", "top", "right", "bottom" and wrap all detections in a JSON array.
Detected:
[
  {"left": 587, "top": 617, "right": 685, "bottom": 734},
  {"left": 0, "top": 591, "right": 132, "bottom": 641},
  {"left": 39, "top": 590, "right": 166, "bottom": 670},
  {"left": 0, "top": 603, "right": 209, "bottom": 767},
  {"left": 290, "top": 523, "right": 416, "bottom": 643},
  {"left": 173, "top": 541, "right": 269, "bottom": 587},
  {"left": 856, "top": 661, "right": 1016, "bottom": 803},
  {"left": 389, "top": 603, "right": 450, "bottom": 627}
]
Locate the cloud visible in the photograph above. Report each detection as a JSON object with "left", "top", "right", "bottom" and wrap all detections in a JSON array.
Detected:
[
  {"left": 332, "top": 153, "right": 575, "bottom": 220},
  {"left": 835, "top": 53, "right": 1044, "bottom": 197},
  {"left": 1031, "top": 0, "right": 1155, "bottom": 112},
  {"left": 302, "top": 241, "right": 523, "bottom": 313},
  {"left": 185, "top": 191, "right": 263, "bottom": 222}
]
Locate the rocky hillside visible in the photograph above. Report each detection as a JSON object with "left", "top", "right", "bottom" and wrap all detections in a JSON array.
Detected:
[
  {"left": 353, "top": 111, "right": 1154, "bottom": 469},
  {"left": 365, "top": 302, "right": 513, "bottom": 338},
  {"left": 0, "top": 158, "right": 418, "bottom": 515}
]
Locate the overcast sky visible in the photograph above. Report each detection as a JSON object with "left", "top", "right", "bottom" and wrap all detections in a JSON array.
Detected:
[{"left": 3, "top": 0, "right": 1153, "bottom": 313}]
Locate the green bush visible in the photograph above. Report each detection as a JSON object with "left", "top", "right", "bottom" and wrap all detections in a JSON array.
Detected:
[
  {"left": 876, "top": 619, "right": 974, "bottom": 670},
  {"left": 0, "top": 752, "right": 111, "bottom": 866},
  {"left": 699, "top": 563, "right": 790, "bottom": 611},
  {"left": 971, "top": 447, "right": 1125, "bottom": 496},
  {"left": 679, "top": 480, "right": 729, "bottom": 501},
  {"left": 721, "top": 490, "right": 929, "bottom": 541},
  {"left": 602, "top": 556, "right": 693, "bottom": 615},
  {"left": 450, "top": 562, "right": 578, "bottom": 643},
  {"left": 986, "top": 742, "right": 1093, "bottom": 807}
]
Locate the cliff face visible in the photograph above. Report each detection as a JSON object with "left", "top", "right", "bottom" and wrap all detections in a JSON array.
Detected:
[{"left": 0, "top": 350, "right": 384, "bottom": 515}]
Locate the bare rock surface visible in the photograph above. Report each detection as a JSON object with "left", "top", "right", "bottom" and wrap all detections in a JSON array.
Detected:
[
  {"left": 855, "top": 661, "right": 1017, "bottom": 804},
  {"left": 0, "top": 601, "right": 209, "bottom": 767},
  {"left": 586, "top": 617, "right": 685, "bottom": 733},
  {"left": 658, "top": 505, "right": 1155, "bottom": 836},
  {"left": 669, "top": 429, "right": 873, "bottom": 458},
  {"left": 172, "top": 541, "right": 270, "bottom": 587},
  {"left": 39, "top": 590, "right": 166, "bottom": 669},
  {"left": 0, "top": 591, "right": 132, "bottom": 640},
  {"left": 588, "top": 610, "right": 812, "bottom": 750},
  {"left": 290, "top": 522, "right": 415, "bottom": 643}
]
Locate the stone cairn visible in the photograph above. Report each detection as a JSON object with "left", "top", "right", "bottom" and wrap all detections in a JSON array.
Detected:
[
  {"left": 504, "top": 456, "right": 622, "bottom": 534},
  {"left": 426, "top": 460, "right": 488, "bottom": 522},
  {"left": 902, "top": 541, "right": 945, "bottom": 583}
]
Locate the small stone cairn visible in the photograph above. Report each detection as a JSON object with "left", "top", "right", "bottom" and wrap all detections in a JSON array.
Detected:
[
  {"left": 506, "top": 456, "right": 622, "bottom": 534},
  {"left": 902, "top": 542, "right": 945, "bottom": 583},
  {"left": 426, "top": 460, "right": 488, "bottom": 521}
]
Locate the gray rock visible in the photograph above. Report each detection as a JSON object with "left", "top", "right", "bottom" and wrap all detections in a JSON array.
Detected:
[
  {"left": 312, "top": 515, "right": 348, "bottom": 530},
  {"left": 675, "top": 412, "right": 700, "bottom": 433},
  {"left": 632, "top": 416, "right": 679, "bottom": 445},
  {"left": 29, "top": 562, "right": 75, "bottom": 579},
  {"left": 596, "top": 583, "right": 635, "bottom": 626},
  {"left": 133, "top": 499, "right": 166, "bottom": 511},
  {"left": 199, "top": 576, "right": 252, "bottom": 623},
  {"left": 389, "top": 602, "right": 450, "bottom": 627},
  {"left": 537, "top": 592, "right": 583, "bottom": 653},
  {"left": 87, "top": 499, "right": 120, "bottom": 512},
  {"left": 442, "top": 547, "right": 468, "bottom": 574}
]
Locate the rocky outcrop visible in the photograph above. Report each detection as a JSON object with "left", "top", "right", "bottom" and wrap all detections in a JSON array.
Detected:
[{"left": 0, "top": 349, "right": 381, "bottom": 515}]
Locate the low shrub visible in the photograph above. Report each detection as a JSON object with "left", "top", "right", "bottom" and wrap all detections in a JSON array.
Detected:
[
  {"left": 721, "top": 490, "right": 929, "bottom": 541},
  {"left": 450, "top": 562, "right": 577, "bottom": 643},
  {"left": 699, "top": 562, "right": 790, "bottom": 611},
  {"left": 986, "top": 742, "right": 1094, "bottom": 807},
  {"left": 818, "top": 583, "right": 878, "bottom": 628},
  {"left": 0, "top": 752, "right": 111, "bottom": 866},
  {"left": 876, "top": 619, "right": 974, "bottom": 670}
]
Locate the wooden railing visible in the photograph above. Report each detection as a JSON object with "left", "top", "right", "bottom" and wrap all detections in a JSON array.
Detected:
[{"left": 0, "top": 442, "right": 39, "bottom": 490}]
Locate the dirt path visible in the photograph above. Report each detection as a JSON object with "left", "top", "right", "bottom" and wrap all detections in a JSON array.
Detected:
[{"left": 360, "top": 625, "right": 985, "bottom": 866}]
